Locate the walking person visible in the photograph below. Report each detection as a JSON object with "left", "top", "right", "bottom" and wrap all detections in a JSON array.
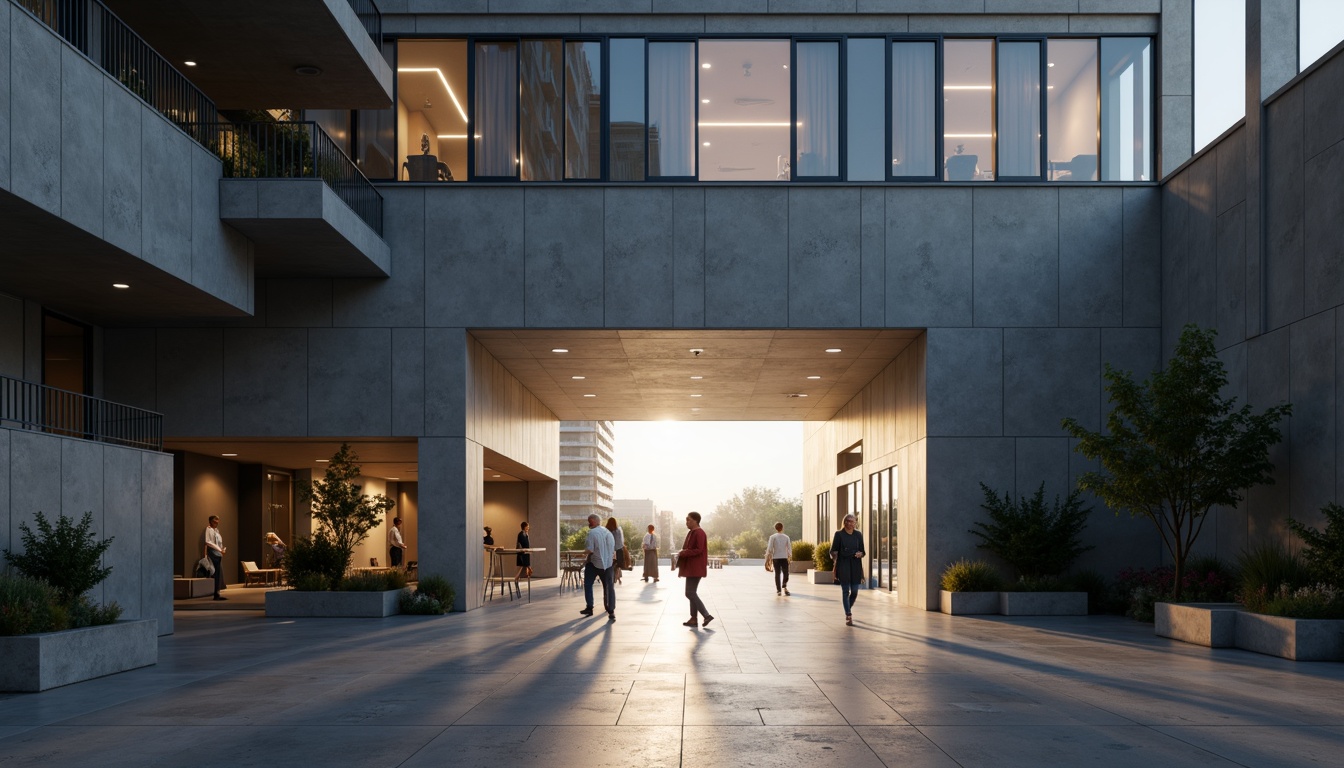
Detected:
[
  {"left": 388, "top": 517, "right": 407, "bottom": 568},
  {"left": 677, "top": 512, "right": 713, "bottom": 628},
  {"left": 831, "top": 513, "right": 866, "bottom": 626},
  {"left": 515, "top": 521, "right": 532, "bottom": 580},
  {"left": 641, "top": 524, "right": 660, "bottom": 583},
  {"left": 606, "top": 517, "right": 625, "bottom": 584},
  {"left": 204, "top": 515, "right": 227, "bottom": 601},
  {"left": 765, "top": 521, "right": 792, "bottom": 596},
  {"left": 580, "top": 513, "right": 616, "bottom": 622}
]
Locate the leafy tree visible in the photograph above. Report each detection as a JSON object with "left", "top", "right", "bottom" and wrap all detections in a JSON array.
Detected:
[
  {"left": 4, "top": 511, "right": 113, "bottom": 607},
  {"left": 298, "top": 443, "right": 396, "bottom": 581},
  {"left": 708, "top": 486, "right": 802, "bottom": 542},
  {"left": 1289, "top": 503, "right": 1344, "bottom": 588},
  {"left": 732, "top": 529, "right": 767, "bottom": 557},
  {"left": 1063, "top": 324, "right": 1291, "bottom": 601},
  {"left": 971, "top": 482, "right": 1093, "bottom": 579}
]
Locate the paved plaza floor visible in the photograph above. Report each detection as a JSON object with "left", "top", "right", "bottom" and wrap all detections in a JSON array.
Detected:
[{"left": 1, "top": 565, "right": 1342, "bottom": 767}]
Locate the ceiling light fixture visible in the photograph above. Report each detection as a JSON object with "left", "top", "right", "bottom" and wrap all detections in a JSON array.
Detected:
[
  {"left": 397, "top": 67, "right": 470, "bottom": 122},
  {"left": 825, "top": 348, "right": 842, "bottom": 353},
  {"left": 316, "top": 459, "right": 329, "bottom": 463},
  {"left": 702, "top": 98, "right": 710, "bottom": 103},
  {"left": 702, "top": 63, "right": 711, "bottom": 69},
  {"left": 184, "top": 61, "right": 197, "bottom": 67},
  {"left": 388, "top": 477, "right": 399, "bottom": 481},
  {"left": 807, "top": 375, "right": 821, "bottom": 380},
  {"left": 690, "top": 394, "right": 702, "bottom": 398},
  {"left": 583, "top": 394, "right": 596, "bottom": 398},
  {"left": 112, "top": 283, "right": 129, "bottom": 289},
  {"left": 690, "top": 375, "right": 703, "bottom": 380},
  {"left": 690, "top": 348, "right": 704, "bottom": 357},
  {"left": 493, "top": 474, "right": 502, "bottom": 478},
  {"left": 571, "top": 376, "right": 586, "bottom": 380},
  {"left": 294, "top": 65, "right": 323, "bottom": 76},
  {"left": 221, "top": 453, "right": 237, "bottom": 457},
  {"left": 552, "top": 348, "right": 568, "bottom": 353}
]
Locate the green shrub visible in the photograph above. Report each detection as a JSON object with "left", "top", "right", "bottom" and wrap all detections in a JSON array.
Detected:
[
  {"left": 4, "top": 511, "right": 114, "bottom": 606},
  {"left": 1288, "top": 503, "right": 1344, "bottom": 588},
  {"left": 0, "top": 571, "right": 60, "bottom": 636},
  {"left": 562, "top": 528, "right": 590, "bottom": 552},
  {"left": 1244, "top": 582, "right": 1344, "bottom": 619},
  {"left": 1237, "top": 544, "right": 1308, "bottom": 600},
  {"left": 813, "top": 541, "right": 834, "bottom": 571},
  {"left": 382, "top": 569, "right": 409, "bottom": 590},
  {"left": 283, "top": 533, "right": 348, "bottom": 590},
  {"left": 1007, "top": 575, "right": 1068, "bottom": 592},
  {"left": 339, "top": 572, "right": 396, "bottom": 591},
  {"left": 399, "top": 590, "right": 445, "bottom": 615},
  {"left": 706, "top": 536, "right": 729, "bottom": 556},
  {"left": 416, "top": 575, "right": 455, "bottom": 610},
  {"left": 939, "top": 559, "right": 1004, "bottom": 592},
  {"left": 67, "top": 596, "right": 122, "bottom": 629},
  {"left": 971, "top": 483, "right": 1093, "bottom": 579},
  {"left": 791, "top": 541, "right": 815, "bottom": 563}
]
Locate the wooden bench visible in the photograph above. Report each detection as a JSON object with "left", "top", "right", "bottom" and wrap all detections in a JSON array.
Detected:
[
  {"left": 173, "top": 577, "right": 215, "bottom": 599},
  {"left": 708, "top": 557, "right": 725, "bottom": 569}
]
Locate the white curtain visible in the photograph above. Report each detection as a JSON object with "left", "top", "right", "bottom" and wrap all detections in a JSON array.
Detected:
[
  {"left": 891, "top": 43, "right": 935, "bottom": 177},
  {"left": 797, "top": 42, "right": 839, "bottom": 177},
  {"left": 648, "top": 42, "right": 695, "bottom": 177},
  {"left": 474, "top": 42, "right": 517, "bottom": 177},
  {"left": 997, "top": 41, "right": 1041, "bottom": 178}
]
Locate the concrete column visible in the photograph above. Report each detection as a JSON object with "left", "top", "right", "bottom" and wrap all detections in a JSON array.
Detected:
[
  {"left": 528, "top": 480, "right": 559, "bottom": 579},
  {"left": 1160, "top": 0, "right": 1195, "bottom": 178},
  {"left": 418, "top": 436, "right": 481, "bottom": 612}
]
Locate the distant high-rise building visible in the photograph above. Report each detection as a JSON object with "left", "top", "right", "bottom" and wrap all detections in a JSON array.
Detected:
[
  {"left": 559, "top": 421, "right": 615, "bottom": 526},
  {"left": 614, "top": 498, "right": 658, "bottom": 526}
]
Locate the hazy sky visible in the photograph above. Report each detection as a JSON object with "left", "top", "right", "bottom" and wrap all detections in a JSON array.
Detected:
[{"left": 611, "top": 421, "right": 803, "bottom": 519}]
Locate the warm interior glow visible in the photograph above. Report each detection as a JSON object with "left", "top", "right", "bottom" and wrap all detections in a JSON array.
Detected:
[{"left": 398, "top": 67, "right": 469, "bottom": 122}]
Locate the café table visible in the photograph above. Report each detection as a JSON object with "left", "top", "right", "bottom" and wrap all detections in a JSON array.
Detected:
[{"left": 483, "top": 547, "right": 546, "bottom": 603}]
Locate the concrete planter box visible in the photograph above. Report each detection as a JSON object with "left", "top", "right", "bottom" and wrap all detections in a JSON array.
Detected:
[
  {"left": 810, "top": 569, "right": 837, "bottom": 584},
  {"left": 265, "top": 588, "right": 407, "bottom": 618},
  {"left": 1155, "top": 602, "right": 1243, "bottom": 648},
  {"left": 788, "top": 560, "right": 810, "bottom": 574},
  {"left": 0, "top": 619, "right": 158, "bottom": 692},
  {"left": 941, "top": 590, "right": 1001, "bottom": 615},
  {"left": 999, "top": 591, "right": 1088, "bottom": 616},
  {"left": 1235, "top": 612, "right": 1344, "bottom": 661}
]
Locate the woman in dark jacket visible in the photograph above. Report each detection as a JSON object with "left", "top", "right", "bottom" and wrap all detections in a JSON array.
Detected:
[
  {"left": 515, "top": 521, "right": 532, "bottom": 580},
  {"left": 831, "top": 513, "right": 865, "bottom": 626}
]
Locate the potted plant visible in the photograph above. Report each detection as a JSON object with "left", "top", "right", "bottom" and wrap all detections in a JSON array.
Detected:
[
  {"left": 810, "top": 540, "right": 836, "bottom": 584},
  {"left": 939, "top": 559, "right": 1003, "bottom": 615},
  {"left": 1, "top": 512, "right": 157, "bottom": 691},
  {"left": 971, "top": 482, "right": 1092, "bottom": 615},
  {"left": 790, "top": 541, "right": 814, "bottom": 574},
  {"left": 266, "top": 444, "right": 404, "bottom": 618}
]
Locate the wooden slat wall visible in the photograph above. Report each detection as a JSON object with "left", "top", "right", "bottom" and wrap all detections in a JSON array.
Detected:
[{"left": 464, "top": 334, "right": 559, "bottom": 479}]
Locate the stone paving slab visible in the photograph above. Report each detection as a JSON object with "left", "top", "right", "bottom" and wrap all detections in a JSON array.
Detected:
[{"left": 1, "top": 567, "right": 1341, "bottom": 767}]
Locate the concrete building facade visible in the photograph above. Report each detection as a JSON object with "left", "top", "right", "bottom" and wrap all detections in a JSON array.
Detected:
[{"left": 2, "top": 0, "right": 1339, "bottom": 617}]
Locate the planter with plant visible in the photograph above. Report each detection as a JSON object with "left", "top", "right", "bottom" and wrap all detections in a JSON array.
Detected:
[
  {"left": 266, "top": 444, "right": 405, "bottom": 618},
  {"left": 969, "top": 482, "right": 1092, "bottom": 615},
  {"left": 1, "top": 512, "right": 156, "bottom": 692},
  {"left": 790, "top": 541, "right": 814, "bottom": 573},
  {"left": 400, "top": 574, "right": 457, "bottom": 615},
  {"left": 809, "top": 540, "right": 836, "bottom": 583},
  {"left": 939, "top": 559, "right": 1003, "bottom": 615}
]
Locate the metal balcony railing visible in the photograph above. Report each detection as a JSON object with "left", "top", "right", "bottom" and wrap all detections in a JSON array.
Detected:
[
  {"left": 15, "top": 0, "right": 221, "bottom": 144},
  {"left": 187, "top": 121, "right": 384, "bottom": 236},
  {"left": 345, "top": 0, "right": 382, "bottom": 47},
  {"left": 1, "top": 376, "right": 163, "bottom": 451}
]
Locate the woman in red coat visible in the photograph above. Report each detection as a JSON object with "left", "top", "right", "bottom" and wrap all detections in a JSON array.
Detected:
[{"left": 677, "top": 511, "right": 714, "bottom": 628}]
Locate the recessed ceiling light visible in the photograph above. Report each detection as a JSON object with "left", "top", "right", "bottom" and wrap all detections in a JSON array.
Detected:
[
  {"left": 184, "top": 61, "right": 197, "bottom": 67},
  {"left": 691, "top": 407, "right": 701, "bottom": 412},
  {"left": 484, "top": 467, "right": 492, "bottom": 471},
  {"left": 690, "top": 375, "right": 703, "bottom": 380},
  {"left": 316, "top": 459, "right": 329, "bottom": 463},
  {"left": 571, "top": 376, "right": 586, "bottom": 380},
  {"left": 493, "top": 474, "right": 502, "bottom": 478},
  {"left": 388, "top": 477, "right": 399, "bottom": 481},
  {"left": 112, "top": 283, "right": 130, "bottom": 289},
  {"left": 583, "top": 394, "right": 596, "bottom": 398},
  {"left": 702, "top": 142, "right": 711, "bottom": 146},
  {"left": 825, "top": 348, "right": 842, "bottom": 353},
  {"left": 690, "top": 394, "right": 702, "bottom": 398},
  {"left": 783, "top": 64, "right": 789, "bottom": 69},
  {"left": 552, "top": 348, "right": 568, "bottom": 353},
  {"left": 294, "top": 65, "right": 322, "bottom": 76},
  {"left": 702, "top": 98, "right": 710, "bottom": 103},
  {"left": 1048, "top": 62, "right": 1055, "bottom": 67},
  {"left": 702, "top": 63, "right": 711, "bottom": 69},
  {"left": 807, "top": 375, "right": 821, "bottom": 380},
  {"left": 221, "top": 453, "right": 237, "bottom": 457}
]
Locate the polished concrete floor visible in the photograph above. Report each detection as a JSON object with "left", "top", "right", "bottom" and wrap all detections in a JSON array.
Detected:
[{"left": 2, "top": 566, "right": 1343, "bottom": 767}]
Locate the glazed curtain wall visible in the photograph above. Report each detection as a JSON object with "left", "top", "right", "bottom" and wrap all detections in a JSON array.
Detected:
[{"left": 367, "top": 35, "right": 1153, "bottom": 184}]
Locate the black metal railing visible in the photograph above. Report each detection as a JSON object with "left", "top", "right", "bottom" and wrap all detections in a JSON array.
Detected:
[
  {"left": 187, "top": 121, "right": 384, "bottom": 235},
  {"left": 15, "top": 0, "right": 221, "bottom": 145},
  {"left": 346, "top": 0, "right": 382, "bottom": 47},
  {"left": 1, "top": 376, "right": 163, "bottom": 451}
]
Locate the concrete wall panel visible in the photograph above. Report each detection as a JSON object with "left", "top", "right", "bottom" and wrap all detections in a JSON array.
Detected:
[
  {"left": 308, "top": 328, "right": 393, "bottom": 435},
  {"left": 859, "top": 187, "right": 885, "bottom": 327},
  {"left": 60, "top": 45, "right": 104, "bottom": 236},
  {"left": 265, "top": 279, "right": 333, "bottom": 328},
  {"left": 0, "top": 430, "right": 8, "bottom": 559},
  {"left": 704, "top": 187, "right": 789, "bottom": 327},
  {"left": 788, "top": 187, "right": 861, "bottom": 327},
  {"left": 1303, "top": 141, "right": 1344, "bottom": 316},
  {"left": 102, "top": 82, "right": 144, "bottom": 256},
  {"left": 1186, "top": 153, "right": 1218, "bottom": 332},
  {"left": 1303, "top": 45, "right": 1344, "bottom": 160},
  {"left": 1245, "top": 327, "right": 1291, "bottom": 544},
  {"left": 140, "top": 116, "right": 193, "bottom": 280},
  {"left": 1100, "top": 327, "right": 1161, "bottom": 391},
  {"left": 157, "top": 329, "right": 224, "bottom": 436},
  {"left": 925, "top": 328, "right": 1002, "bottom": 437},
  {"left": 886, "top": 188, "right": 973, "bottom": 328},
  {"left": 1160, "top": 94, "right": 1194, "bottom": 179},
  {"left": 417, "top": 436, "right": 474, "bottom": 611},
  {"left": 222, "top": 329, "right": 308, "bottom": 436},
  {"left": 1215, "top": 127, "right": 1246, "bottom": 215},
  {"left": 1013, "top": 437, "right": 1071, "bottom": 502},
  {"left": 1265, "top": 86, "right": 1305, "bottom": 330},
  {"left": 102, "top": 328, "right": 157, "bottom": 412},
  {"left": 10, "top": 12, "right": 62, "bottom": 213},
  {"left": 427, "top": 188, "right": 525, "bottom": 327},
  {"left": 525, "top": 187, "right": 605, "bottom": 327},
  {"left": 425, "top": 328, "right": 466, "bottom": 437},
  {"left": 141, "top": 450, "right": 173, "bottom": 634},
  {"left": 972, "top": 188, "right": 1059, "bottom": 327},
  {"left": 1289, "top": 311, "right": 1335, "bottom": 522},
  {"left": 1004, "top": 328, "right": 1099, "bottom": 436},
  {"left": 1216, "top": 202, "right": 1247, "bottom": 345},
  {"left": 0, "top": 1, "right": 10, "bottom": 190},
  {"left": 604, "top": 188, "right": 674, "bottom": 327},
  {"left": 392, "top": 327, "right": 426, "bottom": 436},
  {"left": 8, "top": 431, "right": 60, "bottom": 554},
  {"left": 925, "top": 436, "right": 1015, "bottom": 607},
  {"left": 102, "top": 446, "right": 143, "bottom": 621},
  {"left": 191, "top": 147, "right": 252, "bottom": 312},
  {"left": 1122, "top": 187, "right": 1162, "bottom": 327},
  {"left": 61, "top": 439, "right": 103, "bottom": 605},
  {"left": 335, "top": 187, "right": 426, "bottom": 328},
  {"left": 0, "top": 294, "right": 24, "bottom": 379},
  {"left": 1161, "top": 171, "right": 1190, "bottom": 360},
  {"left": 672, "top": 187, "right": 706, "bottom": 327},
  {"left": 1060, "top": 188, "right": 1123, "bottom": 328}
]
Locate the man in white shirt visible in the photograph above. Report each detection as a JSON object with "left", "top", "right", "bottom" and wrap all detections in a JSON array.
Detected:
[
  {"left": 581, "top": 513, "right": 616, "bottom": 622},
  {"left": 765, "top": 521, "right": 792, "bottom": 596},
  {"left": 204, "top": 515, "right": 227, "bottom": 600},
  {"left": 389, "top": 517, "right": 407, "bottom": 568}
]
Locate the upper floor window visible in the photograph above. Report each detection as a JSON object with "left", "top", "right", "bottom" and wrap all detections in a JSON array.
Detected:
[{"left": 370, "top": 34, "right": 1152, "bottom": 184}]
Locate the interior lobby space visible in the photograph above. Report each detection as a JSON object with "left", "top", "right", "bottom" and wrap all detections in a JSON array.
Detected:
[{"left": 5, "top": 566, "right": 1343, "bottom": 766}]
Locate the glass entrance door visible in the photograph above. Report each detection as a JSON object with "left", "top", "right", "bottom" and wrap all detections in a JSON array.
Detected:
[{"left": 869, "top": 466, "right": 896, "bottom": 591}]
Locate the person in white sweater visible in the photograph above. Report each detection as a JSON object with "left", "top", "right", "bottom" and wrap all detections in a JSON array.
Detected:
[{"left": 764, "top": 522, "right": 792, "bottom": 596}]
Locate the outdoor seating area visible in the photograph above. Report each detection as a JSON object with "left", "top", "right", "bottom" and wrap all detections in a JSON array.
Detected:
[{"left": 241, "top": 561, "right": 282, "bottom": 587}]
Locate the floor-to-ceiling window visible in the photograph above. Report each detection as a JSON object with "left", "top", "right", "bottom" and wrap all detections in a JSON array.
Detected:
[
  {"left": 868, "top": 466, "right": 896, "bottom": 591},
  {"left": 1047, "top": 38, "right": 1099, "bottom": 181},
  {"left": 698, "top": 39, "right": 791, "bottom": 181},
  {"left": 943, "top": 39, "right": 995, "bottom": 180},
  {"left": 815, "top": 490, "right": 830, "bottom": 544}
]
